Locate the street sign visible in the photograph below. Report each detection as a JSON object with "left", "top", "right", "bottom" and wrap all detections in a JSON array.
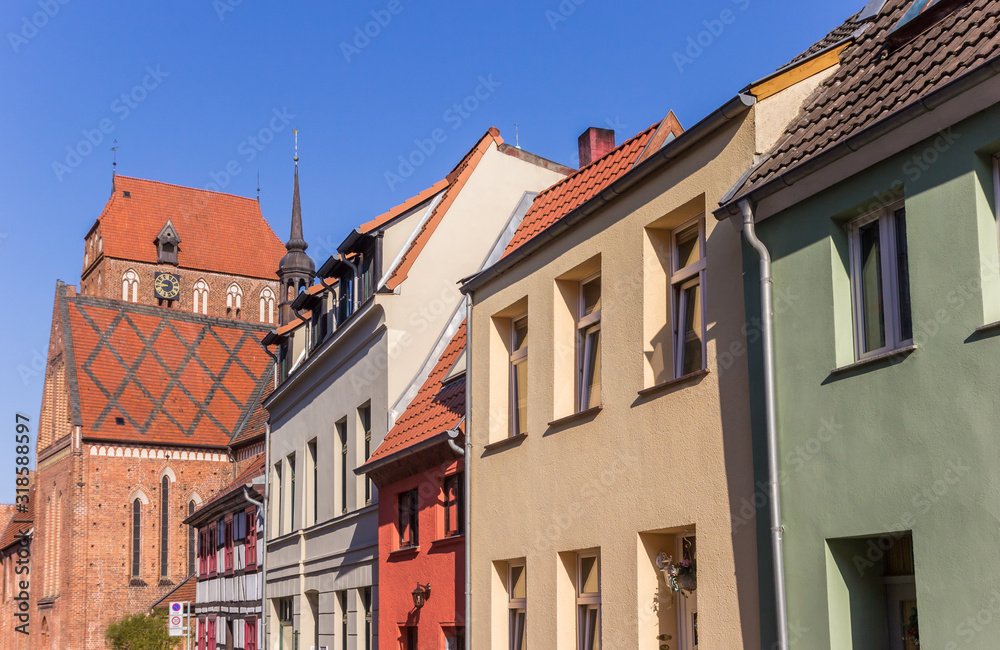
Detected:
[{"left": 169, "top": 602, "right": 187, "bottom": 637}]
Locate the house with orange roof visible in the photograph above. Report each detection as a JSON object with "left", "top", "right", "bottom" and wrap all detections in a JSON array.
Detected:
[
  {"left": 457, "top": 42, "right": 850, "bottom": 648},
  {"left": 27, "top": 176, "right": 285, "bottom": 650},
  {"left": 261, "top": 128, "right": 570, "bottom": 649},
  {"left": 357, "top": 322, "right": 467, "bottom": 650}
]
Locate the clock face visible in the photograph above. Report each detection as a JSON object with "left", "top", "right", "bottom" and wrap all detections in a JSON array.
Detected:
[{"left": 154, "top": 273, "right": 180, "bottom": 300}]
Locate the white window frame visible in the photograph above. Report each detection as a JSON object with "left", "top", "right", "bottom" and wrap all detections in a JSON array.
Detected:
[
  {"left": 576, "top": 552, "right": 601, "bottom": 650},
  {"left": 193, "top": 279, "right": 210, "bottom": 315},
  {"left": 670, "top": 217, "right": 707, "bottom": 378},
  {"left": 259, "top": 287, "right": 276, "bottom": 324},
  {"left": 576, "top": 273, "right": 602, "bottom": 412},
  {"left": 509, "top": 313, "right": 528, "bottom": 437},
  {"left": 847, "top": 201, "right": 911, "bottom": 360},
  {"left": 508, "top": 561, "right": 527, "bottom": 650},
  {"left": 122, "top": 269, "right": 139, "bottom": 303},
  {"left": 226, "top": 283, "right": 243, "bottom": 316}
]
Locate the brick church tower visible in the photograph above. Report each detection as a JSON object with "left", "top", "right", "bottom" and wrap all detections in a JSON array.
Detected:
[{"left": 23, "top": 177, "right": 289, "bottom": 649}]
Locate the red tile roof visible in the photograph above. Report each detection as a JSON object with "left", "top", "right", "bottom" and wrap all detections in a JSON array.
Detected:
[
  {"left": 151, "top": 575, "right": 196, "bottom": 609},
  {"left": 0, "top": 485, "right": 34, "bottom": 553},
  {"left": 95, "top": 176, "right": 286, "bottom": 280},
  {"left": 383, "top": 129, "right": 504, "bottom": 290},
  {"left": 64, "top": 291, "right": 274, "bottom": 447},
  {"left": 730, "top": 0, "right": 1000, "bottom": 201},
  {"left": 366, "top": 322, "right": 466, "bottom": 464},
  {"left": 229, "top": 383, "right": 272, "bottom": 448},
  {"left": 502, "top": 120, "right": 671, "bottom": 255},
  {"left": 195, "top": 453, "right": 265, "bottom": 515}
]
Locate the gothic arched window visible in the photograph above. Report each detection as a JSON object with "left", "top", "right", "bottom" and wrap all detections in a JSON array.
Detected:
[
  {"left": 160, "top": 476, "right": 169, "bottom": 579},
  {"left": 122, "top": 269, "right": 139, "bottom": 303},
  {"left": 259, "top": 287, "right": 275, "bottom": 324},
  {"left": 193, "top": 279, "right": 210, "bottom": 315},
  {"left": 131, "top": 499, "right": 141, "bottom": 577},
  {"left": 226, "top": 283, "right": 244, "bottom": 318}
]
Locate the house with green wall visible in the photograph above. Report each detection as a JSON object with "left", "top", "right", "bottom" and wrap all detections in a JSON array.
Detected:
[{"left": 716, "top": 1, "right": 1000, "bottom": 648}]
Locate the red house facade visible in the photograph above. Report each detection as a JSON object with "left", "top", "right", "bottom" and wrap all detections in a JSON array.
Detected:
[{"left": 360, "top": 323, "right": 467, "bottom": 650}]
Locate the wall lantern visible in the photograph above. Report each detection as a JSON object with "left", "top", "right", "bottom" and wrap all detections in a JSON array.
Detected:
[{"left": 412, "top": 583, "right": 432, "bottom": 609}]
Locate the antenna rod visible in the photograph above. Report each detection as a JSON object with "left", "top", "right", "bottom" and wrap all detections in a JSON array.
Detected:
[{"left": 514, "top": 123, "right": 520, "bottom": 149}]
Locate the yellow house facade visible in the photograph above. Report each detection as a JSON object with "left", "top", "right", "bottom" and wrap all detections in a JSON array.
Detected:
[{"left": 460, "top": 49, "right": 845, "bottom": 649}]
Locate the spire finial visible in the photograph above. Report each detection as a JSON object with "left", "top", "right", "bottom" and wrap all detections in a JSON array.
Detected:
[
  {"left": 110, "top": 139, "right": 119, "bottom": 195},
  {"left": 515, "top": 123, "right": 520, "bottom": 149},
  {"left": 293, "top": 129, "right": 299, "bottom": 164}
]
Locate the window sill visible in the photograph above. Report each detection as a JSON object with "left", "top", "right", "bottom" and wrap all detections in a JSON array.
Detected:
[
  {"left": 431, "top": 535, "right": 464, "bottom": 549},
  {"left": 483, "top": 433, "right": 527, "bottom": 453},
  {"left": 831, "top": 344, "right": 917, "bottom": 375},
  {"left": 638, "top": 369, "right": 709, "bottom": 398},
  {"left": 975, "top": 320, "right": 1000, "bottom": 333},
  {"left": 547, "top": 406, "right": 602, "bottom": 429},
  {"left": 129, "top": 578, "right": 147, "bottom": 587},
  {"left": 389, "top": 546, "right": 420, "bottom": 558}
]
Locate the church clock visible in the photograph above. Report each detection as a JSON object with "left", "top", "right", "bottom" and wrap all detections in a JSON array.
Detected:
[{"left": 154, "top": 272, "right": 180, "bottom": 301}]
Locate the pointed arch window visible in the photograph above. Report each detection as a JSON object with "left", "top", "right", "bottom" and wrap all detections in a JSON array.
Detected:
[
  {"left": 260, "top": 287, "right": 276, "bottom": 324},
  {"left": 160, "top": 476, "right": 170, "bottom": 579},
  {"left": 226, "top": 284, "right": 244, "bottom": 318},
  {"left": 122, "top": 269, "right": 139, "bottom": 303},
  {"left": 131, "top": 499, "right": 142, "bottom": 577},
  {"left": 188, "top": 501, "right": 197, "bottom": 575},
  {"left": 193, "top": 279, "right": 210, "bottom": 315}
]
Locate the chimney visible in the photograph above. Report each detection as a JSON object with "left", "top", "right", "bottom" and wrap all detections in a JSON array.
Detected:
[{"left": 578, "top": 127, "right": 616, "bottom": 168}]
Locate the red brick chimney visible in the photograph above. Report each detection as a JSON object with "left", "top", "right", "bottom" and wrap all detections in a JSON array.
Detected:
[{"left": 578, "top": 127, "right": 616, "bottom": 168}]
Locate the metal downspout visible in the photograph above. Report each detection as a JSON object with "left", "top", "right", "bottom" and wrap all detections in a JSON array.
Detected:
[
  {"left": 463, "top": 295, "right": 473, "bottom": 650},
  {"left": 263, "top": 422, "right": 272, "bottom": 648},
  {"left": 739, "top": 199, "right": 789, "bottom": 650}
]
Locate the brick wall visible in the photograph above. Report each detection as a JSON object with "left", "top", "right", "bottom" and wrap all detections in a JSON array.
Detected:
[{"left": 81, "top": 258, "right": 281, "bottom": 325}]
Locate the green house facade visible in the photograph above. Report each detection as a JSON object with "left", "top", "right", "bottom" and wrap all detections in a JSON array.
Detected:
[{"left": 718, "top": 1, "right": 1000, "bottom": 648}]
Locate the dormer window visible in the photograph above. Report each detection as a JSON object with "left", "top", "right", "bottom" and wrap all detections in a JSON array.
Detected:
[
  {"left": 891, "top": 0, "right": 963, "bottom": 38},
  {"left": 155, "top": 220, "right": 181, "bottom": 266}
]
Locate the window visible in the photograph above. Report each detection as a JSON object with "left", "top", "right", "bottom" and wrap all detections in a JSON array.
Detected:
[
  {"left": 131, "top": 499, "right": 141, "bottom": 577},
  {"left": 848, "top": 204, "right": 912, "bottom": 359},
  {"left": 671, "top": 219, "right": 706, "bottom": 377},
  {"left": 224, "top": 517, "right": 234, "bottom": 573},
  {"left": 259, "top": 287, "right": 276, "bottom": 324},
  {"left": 398, "top": 489, "right": 418, "bottom": 548},
  {"left": 160, "top": 477, "right": 169, "bottom": 579},
  {"left": 308, "top": 439, "right": 318, "bottom": 526},
  {"left": 208, "top": 525, "right": 217, "bottom": 575},
  {"left": 337, "top": 419, "right": 349, "bottom": 514},
  {"left": 510, "top": 315, "right": 528, "bottom": 436},
  {"left": 288, "top": 454, "right": 296, "bottom": 532},
  {"left": 404, "top": 627, "right": 418, "bottom": 650},
  {"left": 337, "top": 591, "right": 348, "bottom": 650},
  {"left": 446, "top": 629, "right": 466, "bottom": 650},
  {"left": 443, "top": 472, "right": 464, "bottom": 538},
  {"left": 576, "top": 552, "right": 601, "bottom": 650},
  {"left": 361, "top": 587, "right": 373, "bottom": 650},
  {"left": 245, "top": 617, "right": 257, "bottom": 650},
  {"left": 226, "top": 283, "right": 243, "bottom": 318},
  {"left": 188, "top": 501, "right": 196, "bottom": 575},
  {"left": 508, "top": 562, "right": 527, "bottom": 650},
  {"left": 577, "top": 274, "right": 602, "bottom": 411},
  {"left": 246, "top": 507, "right": 258, "bottom": 569},
  {"left": 193, "top": 279, "right": 210, "bottom": 315},
  {"left": 122, "top": 269, "right": 139, "bottom": 303},
  {"left": 273, "top": 463, "right": 283, "bottom": 536},
  {"left": 360, "top": 405, "right": 372, "bottom": 504}
]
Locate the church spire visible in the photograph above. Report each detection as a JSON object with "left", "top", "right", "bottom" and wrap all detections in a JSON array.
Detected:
[{"left": 277, "top": 130, "right": 316, "bottom": 325}]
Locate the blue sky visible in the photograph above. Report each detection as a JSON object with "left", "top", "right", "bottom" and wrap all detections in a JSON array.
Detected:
[{"left": 0, "top": 0, "right": 862, "bottom": 502}]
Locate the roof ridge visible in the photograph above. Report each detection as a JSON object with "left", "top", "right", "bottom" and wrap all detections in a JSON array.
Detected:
[
  {"left": 114, "top": 175, "right": 261, "bottom": 203},
  {"left": 532, "top": 121, "right": 661, "bottom": 201}
]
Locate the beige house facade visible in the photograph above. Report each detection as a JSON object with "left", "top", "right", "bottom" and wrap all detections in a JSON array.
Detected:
[{"left": 460, "top": 51, "right": 843, "bottom": 649}]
